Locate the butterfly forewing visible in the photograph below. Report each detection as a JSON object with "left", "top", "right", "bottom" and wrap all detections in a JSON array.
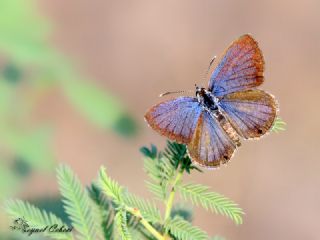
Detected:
[
  {"left": 144, "top": 97, "right": 202, "bottom": 144},
  {"left": 208, "top": 34, "right": 264, "bottom": 96},
  {"left": 219, "top": 89, "right": 277, "bottom": 139}
]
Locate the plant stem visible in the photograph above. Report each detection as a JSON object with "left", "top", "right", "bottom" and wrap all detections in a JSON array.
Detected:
[
  {"left": 163, "top": 168, "right": 184, "bottom": 240},
  {"left": 126, "top": 206, "right": 165, "bottom": 240},
  {"left": 164, "top": 169, "right": 183, "bottom": 220}
]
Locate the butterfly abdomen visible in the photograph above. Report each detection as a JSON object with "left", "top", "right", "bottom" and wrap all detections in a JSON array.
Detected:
[{"left": 214, "top": 112, "right": 241, "bottom": 147}]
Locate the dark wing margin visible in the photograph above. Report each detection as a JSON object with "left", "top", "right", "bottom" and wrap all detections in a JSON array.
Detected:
[
  {"left": 208, "top": 34, "right": 264, "bottom": 96},
  {"left": 219, "top": 89, "right": 277, "bottom": 139},
  {"left": 144, "top": 97, "right": 202, "bottom": 144}
]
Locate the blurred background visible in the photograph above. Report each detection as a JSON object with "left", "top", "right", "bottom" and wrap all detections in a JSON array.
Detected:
[{"left": 0, "top": 0, "right": 319, "bottom": 239}]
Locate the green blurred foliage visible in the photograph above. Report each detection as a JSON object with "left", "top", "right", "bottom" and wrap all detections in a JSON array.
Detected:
[
  {"left": 0, "top": 0, "right": 137, "bottom": 133},
  {"left": 30, "top": 197, "right": 71, "bottom": 226},
  {"left": 3, "top": 63, "right": 22, "bottom": 84},
  {"left": 0, "top": 232, "right": 45, "bottom": 240},
  {"left": 171, "top": 204, "right": 194, "bottom": 223},
  {"left": 0, "top": 164, "right": 19, "bottom": 200},
  {"left": 0, "top": 0, "right": 137, "bottom": 237},
  {"left": 113, "top": 114, "right": 138, "bottom": 137},
  {"left": 11, "top": 157, "right": 32, "bottom": 178}
]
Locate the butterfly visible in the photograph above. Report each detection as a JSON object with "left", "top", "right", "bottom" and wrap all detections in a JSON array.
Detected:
[{"left": 145, "top": 34, "right": 278, "bottom": 168}]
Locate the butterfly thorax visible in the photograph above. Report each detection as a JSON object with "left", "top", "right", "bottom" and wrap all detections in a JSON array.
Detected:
[{"left": 196, "top": 87, "right": 219, "bottom": 112}]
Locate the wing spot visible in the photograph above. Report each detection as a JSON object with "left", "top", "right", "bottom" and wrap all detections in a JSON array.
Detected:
[{"left": 258, "top": 129, "right": 263, "bottom": 134}]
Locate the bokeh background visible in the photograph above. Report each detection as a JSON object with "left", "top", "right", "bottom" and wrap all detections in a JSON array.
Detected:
[{"left": 0, "top": 0, "right": 319, "bottom": 239}]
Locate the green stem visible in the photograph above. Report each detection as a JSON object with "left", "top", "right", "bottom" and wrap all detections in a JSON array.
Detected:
[
  {"left": 164, "top": 169, "right": 184, "bottom": 222},
  {"left": 126, "top": 207, "right": 164, "bottom": 240}
]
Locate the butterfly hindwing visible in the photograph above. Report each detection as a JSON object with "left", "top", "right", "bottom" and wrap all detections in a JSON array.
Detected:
[
  {"left": 219, "top": 89, "right": 277, "bottom": 139},
  {"left": 187, "top": 111, "right": 238, "bottom": 168},
  {"left": 208, "top": 34, "right": 264, "bottom": 97},
  {"left": 144, "top": 97, "right": 202, "bottom": 144}
]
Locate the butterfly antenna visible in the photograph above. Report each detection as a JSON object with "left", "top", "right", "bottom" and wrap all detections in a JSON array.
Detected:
[
  {"left": 159, "top": 58, "right": 217, "bottom": 97},
  {"left": 203, "top": 55, "right": 216, "bottom": 81},
  {"left": 159, "top": 90, "right": 193, "bottom": 97}
]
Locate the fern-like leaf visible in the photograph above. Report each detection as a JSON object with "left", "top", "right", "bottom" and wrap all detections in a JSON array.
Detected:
[
  {"left": 123, "top": 193, "right": 162, "bottom": 223},
  {"left": 87, "top": 183, "right": 115, "bottom": 239},
  {"left": 144, "top": 157, "right": 163, "bottom": 183},
  {"left": 143, "top": 144, "right": 178, "bottom": 201},
  {"left": 164, "top": 141, "right": 202, "bottom": 173},
  {"left": 272, "top": 117, "right": 286, "bottom": 133},
  {"left": 144, "top": 156, "right": 174, "bottom": 200},
  {"left": 177, "top": 183, "right": 244, "bottom": 225},
  {"left": 5, "top": 199, "right": 73, "bottom": 240},
  {"left": 98, "top": 166, "right": 124, "bottom": 204},
  {"left": 57, "top": 165, "right": 102, "bottom": 240},
  {"left": 159, "top": 156, "right": 176, "bottom": 181},
  {"left": 145, "top": 181, "right": 166, "bottom": 200},
  {"left": 114, "top": 209, "right": 131, "bottom": 240},
  {"left": 165, "top": 217, "right": 208, "bottom": 240},
  {"left": 98, "top": 167, "right": 162, "bottom": 224},
  {"left": 140, "top": 144, "right": 159, "bottom": 159}
]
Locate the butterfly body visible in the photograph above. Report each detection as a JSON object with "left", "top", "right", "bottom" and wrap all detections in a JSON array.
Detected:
[
  {"left": 196, "top": 86, "right": 241, "bottom": 146},
  {"left": 145, "top": 34, "right": 278, "bottom": 168}
]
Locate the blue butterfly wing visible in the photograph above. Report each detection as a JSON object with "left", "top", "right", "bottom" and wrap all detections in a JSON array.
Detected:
[
  {"left": 219, "top": 90, "right": 277, "bottom": 139},
  {"left": 187, "top": 111, "right": 238, "bottom": 168},
  {"left": 145, "top": 97, "right": 202, "bottom": 144},
  {"left": 208, "top": 34, "right": 264, "bottom": 97},
  {"left": 208, "top": 34, "right": 277, "bottom": 139}
]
